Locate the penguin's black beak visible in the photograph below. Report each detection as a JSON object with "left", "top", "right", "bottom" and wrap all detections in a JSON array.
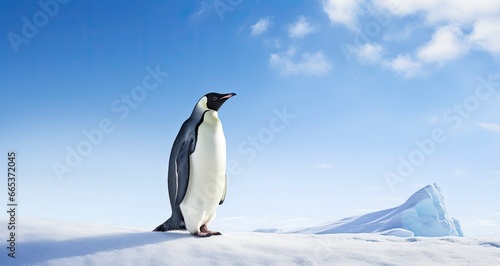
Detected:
[{"left": 220, "top": 93, "right": 236, "bottom": 100}]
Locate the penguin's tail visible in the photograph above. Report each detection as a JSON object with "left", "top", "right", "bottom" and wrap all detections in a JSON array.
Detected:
[
  {"left": 152, "top": 222, "right": 168, "bottom": 232},
  {"left": 153, "top": 217, "right": 186, "bottom": 232}
]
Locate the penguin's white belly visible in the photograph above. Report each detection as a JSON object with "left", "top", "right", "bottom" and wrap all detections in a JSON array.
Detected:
[{"left": 180, "top": 111, "right": 226, "bottom": 234}]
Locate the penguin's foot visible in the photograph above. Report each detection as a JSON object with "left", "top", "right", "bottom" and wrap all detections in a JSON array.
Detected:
[
  {"left": 194, "top": 232, "right": 212, "bottom": 237},
  {"left": 200, "top": 224, "right": 222, "bottom": 236}
]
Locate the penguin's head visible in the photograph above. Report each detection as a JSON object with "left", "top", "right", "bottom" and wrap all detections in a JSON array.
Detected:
[{"left": 203, "top": 92, "right": 236, "bottom": 111}]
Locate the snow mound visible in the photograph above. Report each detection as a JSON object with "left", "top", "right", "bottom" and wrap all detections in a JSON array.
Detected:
[
  {"left": 1, "top": 218, "right": 498, "bottom": 265},
  {"left": 289, "top": 183, "right": 464, "bottom": 237}
]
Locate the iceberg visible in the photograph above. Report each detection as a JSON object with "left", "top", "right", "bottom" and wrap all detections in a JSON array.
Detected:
[{"left": 289, "top": 183, "right": 463, "bottom": 237}]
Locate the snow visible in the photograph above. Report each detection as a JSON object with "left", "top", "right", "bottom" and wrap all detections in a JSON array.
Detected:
[
  {"left": 1, "top": 218, "right": 499, "bottom": 265},
  {"left": 286, "top": 183, "right": 464, "bottom": 237},
  {"left": 1, "top": 184, "right": 497, "bottom": 265}
]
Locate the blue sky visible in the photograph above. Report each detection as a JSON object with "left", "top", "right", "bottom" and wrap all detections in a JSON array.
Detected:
[{"left": 1, "top": 0, "right": 500, "bottom": 236}]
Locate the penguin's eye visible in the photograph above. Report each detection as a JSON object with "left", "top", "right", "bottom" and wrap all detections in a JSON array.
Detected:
[{"left": 212, "top": 96, "right": 218, "bottom": 101}]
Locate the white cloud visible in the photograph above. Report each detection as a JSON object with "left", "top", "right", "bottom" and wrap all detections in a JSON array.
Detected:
[
  {"left": 312, "top": 163, "right": 333, "bottom": 169},
  {"left": 381, "top": 24, "right": 469, "bottom": 77},
  {"left": 323, "top": 0, "right": 363, "bottom": 30},
  {"left": 417, "top": 25, "right": 469, "bottom": 63},
  {"left": 479, "top": 122, "right": 500, "bottom": 132},
  {"left": 250, "top": 17, "right": 272, "bottom": 36},
  {"left": 348, "top": 27, "right": 470, "bottom": 77},
  {"left": 269, "top": 48, "right": 331, "bottom": 76},
  {"left": 384, "top": 54, "right": 423, "bottom": 78},
  {"left": 367, "top": 0, "right": 500, "bottom": 75},
  {"left": 469, "top": 17, "right": 500, "bottom": 56},
  {"left": 374, "top": 0, "right": 500, "bottom": 25},
  {"left": 345, "top": 44, "right": 431, "bottom": 78},
  {"left": 354, "top": 43, "right": 384, "bottom": 64},
  {"left": 285, "top": 1, "right": 499, "bottom": 79},
  {"left": 374, "top": 1, "right": 449, "bottom": 23},
  {"left": 374, "top": 0, "right": 500, "bottom": 58},
  {"left": 288, "top": 16, "right": 315, "bottom": 38}
]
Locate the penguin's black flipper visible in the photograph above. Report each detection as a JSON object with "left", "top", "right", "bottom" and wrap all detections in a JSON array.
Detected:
[{"left": 174, "top": 140, "right": 191, "bottom": 207}]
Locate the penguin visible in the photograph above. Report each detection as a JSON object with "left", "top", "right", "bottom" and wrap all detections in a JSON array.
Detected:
[{"left": 153, "top": 92, "right": 236, "bottom": 237}]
